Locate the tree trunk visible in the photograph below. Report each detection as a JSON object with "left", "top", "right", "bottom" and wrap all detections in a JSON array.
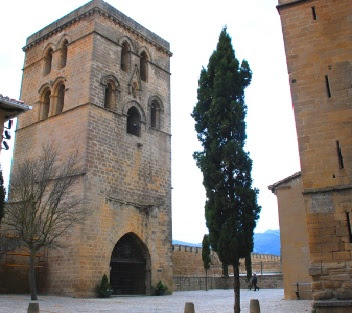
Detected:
[
  {"left": 233, "top": 265, "right": 240, "bottom": 313},
  {"left": 29, "top": 248, "right": 38, "bottom": 300},
  {"left": 205, "top": 269, "right": 208, "bottom": 291}
]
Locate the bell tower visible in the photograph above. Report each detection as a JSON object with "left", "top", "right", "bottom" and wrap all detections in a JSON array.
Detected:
[{"left": 14, "top": 0, "right": 172, "bottom": 296}]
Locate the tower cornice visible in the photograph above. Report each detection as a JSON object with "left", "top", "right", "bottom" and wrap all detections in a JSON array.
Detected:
[
  {"left": 23, "top": 0, "right": 172, "bottom": 57},
  {"left": 277, "top": 0, "right": 312, "bottom": 11}
]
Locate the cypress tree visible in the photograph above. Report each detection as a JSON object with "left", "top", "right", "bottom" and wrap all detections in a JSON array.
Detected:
[
  {"left": 245, "top": 254, "right": 253, "bottom": 287},
  {"left": 192, "top": 27, "right": 260, "bottom": 313},
  {"left": 202, "top": 234, "right": 211, "bottom": 291}
]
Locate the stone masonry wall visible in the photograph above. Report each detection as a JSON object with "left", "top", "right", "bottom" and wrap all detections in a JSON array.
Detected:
[
  {"left": 277, "top": 0, "right": 352, "bottom": 305},
  {"left": 0, "top": 248, "right": 47, "bottom": 294},
  {"left": 172, "top": 245, "right": 282, "bottom": 277},
  {"left": 173, "top": 275, "right": 283, "bottom": 292},
  {"left": 19, "top": 18, "right": 95, "bottom": 129}
]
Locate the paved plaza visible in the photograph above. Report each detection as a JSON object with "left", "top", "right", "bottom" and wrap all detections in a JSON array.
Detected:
[{"left": 1, "top": 289, "right": 311, "bottom": 313}]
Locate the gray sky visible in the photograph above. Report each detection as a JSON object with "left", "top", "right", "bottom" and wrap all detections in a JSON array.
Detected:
[{"left": 0, "top": 0, "right": 300, "bottom": 243}]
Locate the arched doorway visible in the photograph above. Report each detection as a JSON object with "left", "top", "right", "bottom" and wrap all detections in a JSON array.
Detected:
[{"left": 110, "top": 233, "right": 150, "bottom": 295}]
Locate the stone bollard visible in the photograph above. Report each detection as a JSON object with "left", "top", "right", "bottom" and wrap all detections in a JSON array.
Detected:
[
  {"left": 28, "top": 302, "right": 39, "bottom": 313},
  {"left": 250, "top": 299, "right": 260, "bottom": 313},
  {"left": 184, "top": 302, "right": 195, "bottom": 313}
]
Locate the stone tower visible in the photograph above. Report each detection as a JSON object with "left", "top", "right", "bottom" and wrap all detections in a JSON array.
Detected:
[
  {"left": 14, "top": 0, "right": 172, "bottom": 296},
  {"left": 277, "top": 0, "right": 352, "bottom": 311}
]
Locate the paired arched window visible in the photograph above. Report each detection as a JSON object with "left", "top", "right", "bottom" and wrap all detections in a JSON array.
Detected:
[
  {"left": 43, "top": 37, "right": 69, "bottom": 74},
  {"left": 39, "top": 81, "right": 66, "bottom": 120},
  {"left": 43, "top": 48, "right": 53, "bottom": 76},
  {"left": 55, "top": 83, "right": 65, "bottom": 114},
  {"left": 126, "top": 106, "right": 141, "bottom": 137},
  {"left": 59, "top": 39, "right": 68, "bottom": 69},
  {"left": 41, "top": 88, "right": 51, "bottom": 120},
  {"left": 140, "top": 51, "right": 148, "bottom": 82},
  {"left": 121, "top": 42, "right": 131, "bottom": 72}
]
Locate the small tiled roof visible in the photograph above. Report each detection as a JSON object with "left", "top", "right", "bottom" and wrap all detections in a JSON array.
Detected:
[
  {"left": 0, "top": 94, "right": 32, "bottom": 121},
  {"left": 268, "top": 171, "right": 301, "bottom": 193}
]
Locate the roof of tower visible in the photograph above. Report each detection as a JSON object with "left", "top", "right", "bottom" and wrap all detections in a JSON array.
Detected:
[
  {"left": 277, "top": 0, "right": 309, "bottom": 10},
  {"left": 23, "top": 0, "right": 171, "bottom": 56}
]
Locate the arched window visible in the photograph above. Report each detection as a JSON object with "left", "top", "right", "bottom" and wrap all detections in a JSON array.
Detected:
[
  {"left": 55, "top": 83, "right": 65, "bottom": 114},
  {"left": 43, "top": 48, "right": 53, "bottom": 76},
  {"left": 150, "top": 100, "right": 160, "bottom": 129},
  {"left": 127, "top": 106, "right": 141, "bottom": 137},
  {"left": 104, "top": 81, "right": 116, "bottom": 110},
  {"left": 60, "top": 39, "right": 68, "bottom": 69},
  {"left": 140, "top": 51, "right": 148, "bottom": 82},
  {"left": 121, "top": 42, "right": 131, "bottom": 72},
  {"left": 41, "top": 89, "right": 51, "bottom": 120}
]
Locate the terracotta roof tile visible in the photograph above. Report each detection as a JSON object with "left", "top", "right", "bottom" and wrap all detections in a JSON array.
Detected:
[
  {"left": 0, "top": 94, "right": 32, "bottom": 120},
  {"left": 0, "top": 94, "right": 25, "bottom": 106}
]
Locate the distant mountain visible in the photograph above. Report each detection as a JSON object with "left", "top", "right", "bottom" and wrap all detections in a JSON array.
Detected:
[
  {"left": 253, "top": 229, "right": 280, "bottom": 256},
  {"left": 172, "top": 240, "right": 201, "bottom": 247},
  {"left": 173, "top": 229, "right": 281, "bottom": 256}
]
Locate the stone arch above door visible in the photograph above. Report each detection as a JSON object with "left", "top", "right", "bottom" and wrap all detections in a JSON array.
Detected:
[{"left": 110, "top": 232, "right": 151, "bottom": 295}]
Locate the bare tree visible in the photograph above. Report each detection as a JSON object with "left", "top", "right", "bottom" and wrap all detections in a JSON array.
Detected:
[{"left": 2, "top": 145, "right": 85, "bottom": 300}]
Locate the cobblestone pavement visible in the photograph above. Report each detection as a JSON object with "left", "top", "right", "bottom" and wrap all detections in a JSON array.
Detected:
[{"left": 0, "top": 289, "right": 311, "bottom": 313}]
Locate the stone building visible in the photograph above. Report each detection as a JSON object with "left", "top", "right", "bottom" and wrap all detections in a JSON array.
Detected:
[
  {"left": 11, "top": 0, "right": 172, "bottom": 296},
  {"left": 269, "top": 172, "right": 312, "bottom": 300},
  {"left": 277, "top": 0, "right": 352, "bottom": 311}
]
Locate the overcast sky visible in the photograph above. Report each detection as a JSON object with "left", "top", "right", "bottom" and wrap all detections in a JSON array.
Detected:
[{"left": 0, "top": 0, "right": 301, "bottom": 244}]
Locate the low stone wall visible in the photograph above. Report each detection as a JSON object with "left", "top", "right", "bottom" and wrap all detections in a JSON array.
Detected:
[
  {"left": 173, "top": 274, "right": 283, "bottom": 292},
  {"left": 0, "top": 248, "right": 47, "bottom": 294},
  {"left": 254, "top": 274, "right": 283, "bottom": 289},
  {"left": 172, "top": 245, "right": 282, "bottom": 277},
  {"left": 173, "top": 276, "right": 229, "bottom": 291},
  {"left": 0, "top": 263, "right": 47, "bottom": 294}
]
